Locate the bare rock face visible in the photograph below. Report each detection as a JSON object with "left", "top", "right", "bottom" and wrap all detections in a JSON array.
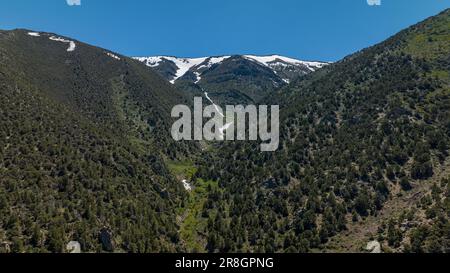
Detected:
[
  {"left": 99, "top": 228, "right": 115, "bottom": 252},
  {"left": 366, "top": 241, "right": 382, "bottom": 253},
  {"left": 66, "top": 241, "right": 81, "bottom": 253}
]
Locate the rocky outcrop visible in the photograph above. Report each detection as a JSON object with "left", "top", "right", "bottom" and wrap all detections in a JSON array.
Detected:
[{"left": 366, "top": 241, "right": 382, "bottom": 253}]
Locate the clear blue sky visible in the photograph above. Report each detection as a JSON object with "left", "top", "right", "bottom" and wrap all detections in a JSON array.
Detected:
[{"left": 0, "top": 0, "right": 448, "bottom": 62}]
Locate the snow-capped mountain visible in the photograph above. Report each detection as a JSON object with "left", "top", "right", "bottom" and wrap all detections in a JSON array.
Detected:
[
  {"left": 134, "top": 55, "right": 329, "bottom": 105},
  {"left": 243, "top": 55, "right": 328, "bottom": 83},
  {"left": 134, "top": 55, "right": 328, "bottom": 84}
]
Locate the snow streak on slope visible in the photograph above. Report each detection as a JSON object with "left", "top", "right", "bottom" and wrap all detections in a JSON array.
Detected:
[
  {"left": 204, "top": 92, "right": 225, "bottom": 118},
  {"left": 194, "top": 72, "right": 202, "bottom": 84},
  {"left": 204, "top": 91, "right": 233, "bottom": 138},
  {"left": 49, "top": 36, "right": 76, "bottom": 52},
  {"left": 135, "top": 56, "right": 208, "bottom": 84},
  {"left": 28, "top": 33, "right": 76, "bottom": 52},
  {"left": 181, "top": 179, "right": 192, "bottom": 191},
  {"left": 106, "top": 52, "right": 121, "bottom": 60}
]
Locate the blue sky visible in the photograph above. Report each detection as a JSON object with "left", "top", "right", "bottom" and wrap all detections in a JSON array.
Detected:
[{"left": 0, "top": 0, "right": 448, "bottom": 62}]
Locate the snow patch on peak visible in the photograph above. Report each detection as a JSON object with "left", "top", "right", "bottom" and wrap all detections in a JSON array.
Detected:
[
  {"left": 28, "top": 32, "right": 40, "bottom": 37},
  {"left": 244, "top": 55, "right": 327, "bottom": 72},
  {"left": 135, "top": 56, "right": 208, "bottom": 83},
  {"left": 193, "top": 56, "right": 231, "bottom": 83},
  {"left": 134, "top": 56, "right": 164, "bottom": 67},
  {"left": 166, "top": 57, "right": 208, "bottom": 84},
  {"left": 197, "top": 56, "right": 231, "bottom": 70}
]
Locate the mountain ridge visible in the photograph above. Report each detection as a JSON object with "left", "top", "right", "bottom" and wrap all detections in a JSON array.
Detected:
[
  {"left": 135, "top": 54, "right": 329, "bottom": 105},
  {"left": 134, "top": 54, "right": 329, "bottom": 84}
]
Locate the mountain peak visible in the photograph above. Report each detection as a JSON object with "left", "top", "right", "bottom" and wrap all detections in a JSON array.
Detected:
[{"left": 134, "top": 55, "right": 329, "bottom": 85}]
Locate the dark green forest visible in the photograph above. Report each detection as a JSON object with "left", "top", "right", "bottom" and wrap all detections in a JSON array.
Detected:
[
  {"left": 0, "top": 29, "right": 196, "bottom": 252},
  {"left": 0, "top": 9, "right": 449, "bottom": 253},
  {"left": 194, "top": 9, "right": 450, "bottom": 253}
]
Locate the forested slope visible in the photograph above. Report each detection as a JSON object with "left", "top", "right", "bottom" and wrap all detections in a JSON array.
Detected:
[
  {"left": 194, "top": 9, "right": 450, "bottom": 253},
  {"left": 0, "top": 29, "right": 194, "bottom": 252}
]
